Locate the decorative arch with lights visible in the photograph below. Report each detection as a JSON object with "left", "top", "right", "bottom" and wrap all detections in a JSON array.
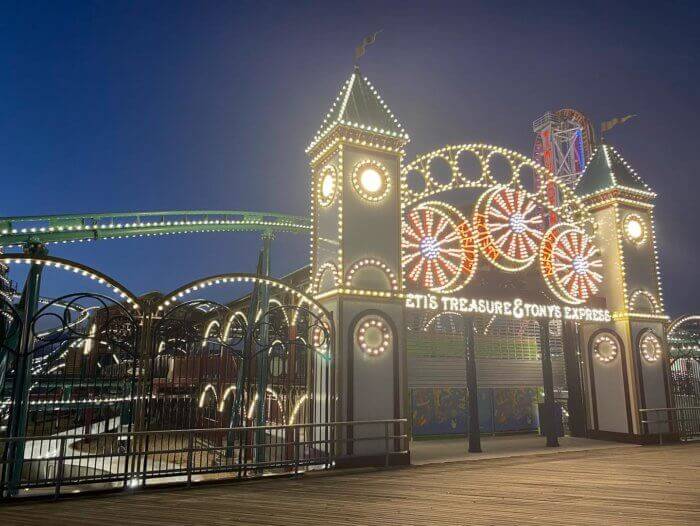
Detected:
[{"left": 400, "top": 143, "right": 601, "bottom": 304}]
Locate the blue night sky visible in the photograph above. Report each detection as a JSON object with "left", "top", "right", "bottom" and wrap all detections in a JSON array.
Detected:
[{"left": 2, "top": 1, "right": 699, "bottom": 315}]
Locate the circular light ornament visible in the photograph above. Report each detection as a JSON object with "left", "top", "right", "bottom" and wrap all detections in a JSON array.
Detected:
[
  {"left": 402, "top": 201, "right": 477, "bottom": 293},
  {"left": 474, "top": 186, "right": 543, "bottom": 272},
  {"left": 352, "top": 160, "right": 390, "bottom": 202},
  {"left": 540, "top": 223, "right": 603, "bottom": 305},
  {"left": 623, "top": 214, "right": 647, "bottom": 245},
  {"left": 318, "top": 166, "right": 337, "bottom": 207},
  {"left": 355, "top": 315, "right": 393, "bottom": 356},
  {"left": 592, "top": 332, "right": 620, "bottom": 363},
  {"left": 639, "top": 331, "right": 663, "bottom": 362}
]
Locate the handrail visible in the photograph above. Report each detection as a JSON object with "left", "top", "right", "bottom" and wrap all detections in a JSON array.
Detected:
[
  {"left": 639, "top": 406, "right": 700, "bottom": 412},
  {"left": 0, "top": 419, "right": 408, "bottom": 442},
  {"left": 638, "top": 407, "right": 700, "bottom": 445}
]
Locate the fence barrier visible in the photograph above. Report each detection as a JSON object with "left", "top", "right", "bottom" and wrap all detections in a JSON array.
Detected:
[
  {"left": 0, "top": 419, "right": 408, "bottom": 499},
  {"left": 639, "top": 406, "right": 700, "bottom": 444}
]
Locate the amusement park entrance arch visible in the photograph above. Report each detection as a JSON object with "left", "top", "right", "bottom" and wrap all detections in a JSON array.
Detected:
[{"left": 393, "top": 142, "right": 658, "bottom": 451}]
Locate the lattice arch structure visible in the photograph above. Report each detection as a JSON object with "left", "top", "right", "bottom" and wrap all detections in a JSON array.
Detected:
[{"left": 401, "top": 143, "right": 592, "bottom": 226}]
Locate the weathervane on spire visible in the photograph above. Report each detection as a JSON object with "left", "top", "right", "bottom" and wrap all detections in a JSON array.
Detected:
[
  {"left": 355, "top": 30, "right": 382, "bottom": 64},
  {"left": 599, "top": 114, "right": 637, "bottom": 141}
]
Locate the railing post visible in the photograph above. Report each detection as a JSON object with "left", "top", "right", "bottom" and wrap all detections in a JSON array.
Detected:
[
  {"left": 384, "top": 421, "right": 390, "bottom": 468},
  {"left": 122, "top": 428, "right": 132, "bottom": 489},
  {"left": 186, "top": 430, "right": 193, "bottom": 486},
  {"left": 294, "top": 427, "right": 300, "bottom": 476},
  {"left": 54, "top": 437, "right": 66, "bottom": 498}
]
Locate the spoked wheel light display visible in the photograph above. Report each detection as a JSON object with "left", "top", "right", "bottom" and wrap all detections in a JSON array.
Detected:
[
  {"left": 540, "top": 223, "right": 603, "bottom": 304},
  {"left": 402, "top": 201, "right": 477, "bottom": 293},
  {"left": 474, "top": 186, "right": 544, "bottom": 272}
]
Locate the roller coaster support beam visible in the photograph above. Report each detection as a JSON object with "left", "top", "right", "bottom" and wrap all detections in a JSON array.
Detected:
[
  {"left": 255, "top": 234, "right": 272, "bottom": 464},
  {"left": 3, "top": 242, "right": 46, "bottom": 497}
]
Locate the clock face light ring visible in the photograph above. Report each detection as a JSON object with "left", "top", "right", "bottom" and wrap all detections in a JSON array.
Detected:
[
  {"left": 352, "top": 160, "right": 390, "bottom": 202},
  {"left": 318, "top": 165, "right": 337, "bottom": 207}
]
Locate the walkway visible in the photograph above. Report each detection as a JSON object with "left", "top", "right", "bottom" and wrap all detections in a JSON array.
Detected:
[
  {"left": 410, "top": 434, "right": 636, "bottom": 464},
  {"left": 2, "top": 444, "right": 698, "bottom": 525}
]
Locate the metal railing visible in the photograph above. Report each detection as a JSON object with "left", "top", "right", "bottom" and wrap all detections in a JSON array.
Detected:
[
  {"left": 639, "top": 406, "right": 700, "bottom": 444},
  {"left": 0, "top": 419, "right": 408, "bottom": 499}
]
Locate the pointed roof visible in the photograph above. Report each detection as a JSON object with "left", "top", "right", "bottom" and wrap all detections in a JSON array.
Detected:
[
  {"left": 306, "top": 67, "right": 409, "bottom": 153},
  {"left": 576, "top": 143, "right": 655, "bottom": 199}
]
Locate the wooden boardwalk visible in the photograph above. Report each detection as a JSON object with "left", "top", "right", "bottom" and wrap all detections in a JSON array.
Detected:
[{"left": 1, "top": 444, "right": 699, "bottom": 525}]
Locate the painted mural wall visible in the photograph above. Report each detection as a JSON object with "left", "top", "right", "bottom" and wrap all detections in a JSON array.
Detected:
[{"left": 410, "top": 387, "right": 542, "bottom": 436}]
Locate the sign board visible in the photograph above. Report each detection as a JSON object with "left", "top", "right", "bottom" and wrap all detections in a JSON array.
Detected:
[{"left": 405, "top": 293, "right": 611, "bottom": 322}]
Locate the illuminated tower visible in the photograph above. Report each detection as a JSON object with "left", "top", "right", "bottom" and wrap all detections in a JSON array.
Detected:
[
  {"left": 307, "top": 66, "right": 410, "bottom": 464},
  {"left": 576, "top": 142, "right": 670, "bottom": 440}
]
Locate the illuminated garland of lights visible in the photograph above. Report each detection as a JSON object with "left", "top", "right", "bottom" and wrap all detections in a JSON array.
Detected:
[
  {"left": 668, "top": 314, "right": 700, "bottom": 335},
  {"left": 311, "top": 322, "right": 331, "bottom": 355},
  {"left": 623, "top": 213, "right": 647, "bottom": 245},
  {"left": 0, "top": 214, "right": 311, "bottom": 249},
  {"left": 474, "top": 186, "right": 543, "bottom": 272},
  {"left": 579, "top": 144, "right": 656, "bottom": 202},
  {"left": 592, "top": 332, "right": 619, "bottom": 363},
  {"left": 156, "top": 274, "right": 328, "bottom": 322},
  {"left": 639, "top": 331, "right": 662, "bottom": 362},
  {"left": 355, "top": 315, "right": 392, "bottom": 356},
  {"left": 648, "top": 207, "right": 666, "bottom": 313},
  {"left": 306, "top": 72, "right": 409, "bottom": 154},
  {"left": 540, "top": 223, "right": 603, "bottom": 305},
  {"left": 313, "top": 288, "right": 400, "bottom": 301},
  {"left": 351, "top": 159, "right": 391, "bottom": 202},
  {"left": 1, "top": 256, "right": 140, "bottom": 310},
  {"left": 288, "top": 394, "right": 309, "bottom": 425},
  {"left": 402, "top": 201, "right": 477, "bottom": 292},
  {"left": 318, "top": 165, "right": 337, "bottom": 207},
  {"left": 400, "top": 144, "right": 591, "bottom": 228},
  {"left": 422, "top": 311, "right": 462, "bottom": 332},
  {"left": 223, "top": 311, "right": 247, "bottom": 340},
  {"left": 627, "top": 289, "right": 660, "bottom": 315},
  {"left": 612, "top": 203, "right": 631, "bottom": 311},
  {"left": 580, "top": 144, "right": 666, "bottom": 317},
  {"left": 312, "top": 262, "right": 341, "bottom": 294},
  {"left": 344, "top": 258, "right": 399, "bottom": 292},
  {"left": 201, "top": 320, "right": 221, "bottom": 347}
]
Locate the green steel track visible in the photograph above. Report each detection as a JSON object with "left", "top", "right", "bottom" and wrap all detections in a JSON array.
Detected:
[{"left": 0, "top": 210, "right": 311, "bottom": 249}]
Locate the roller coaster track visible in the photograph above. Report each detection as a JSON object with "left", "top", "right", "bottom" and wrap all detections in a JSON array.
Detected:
[{"left": 0, "top": 210, "right": 311, "bottom": 249}]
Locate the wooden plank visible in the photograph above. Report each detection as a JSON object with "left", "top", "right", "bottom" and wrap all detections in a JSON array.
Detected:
[{"left": 1, "top": 445, "right": 698, "bottom": 525}]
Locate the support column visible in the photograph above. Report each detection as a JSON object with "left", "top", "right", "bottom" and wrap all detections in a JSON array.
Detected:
[
  {"left": 4, "top": 243, "right": 46, "bottom": 496},
  {"left": 226, "top": 250, "right": 264, "bottom": 458},
  {"left": 464, "top": 316, "right": 481, "bottom": 453},
  {"left": 539, "top": 320, "right": 560, "bottom": 447},
  {"left": 562, "top": 321, "right": 586, "bottom": 437},
  {"left": 254, "top": 234, "right": 272, "bottom": 462}
]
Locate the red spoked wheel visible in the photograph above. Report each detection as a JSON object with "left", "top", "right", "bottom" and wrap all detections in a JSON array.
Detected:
[
  {"left": 540, "top": 223, "right": 603, "bottom": 304},
  {"left": 474, "top": 186, "right": 544, "bottom": 271},
  {"left": 402, "top": 201, "right": 477, "bottom": 293}
]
